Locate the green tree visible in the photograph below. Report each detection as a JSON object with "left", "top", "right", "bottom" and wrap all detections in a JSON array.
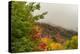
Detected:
[
  {"left": 70, "top": 35, "right": 78, "bottom": 49},
  {"left": 11, "top": 1, "right": 47, "bottom": 52},
  {"left": 65, "top": 35, "right": 78, "bottom": 49}
]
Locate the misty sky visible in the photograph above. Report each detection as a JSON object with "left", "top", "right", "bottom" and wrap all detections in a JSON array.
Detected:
[{"left": 33, "top": 3, "right": 78, "bottom": 31}]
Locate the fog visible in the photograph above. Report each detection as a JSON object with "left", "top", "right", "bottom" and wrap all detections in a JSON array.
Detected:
[{"left": 33, "top": 3, "right": 78, "bottom": 31}]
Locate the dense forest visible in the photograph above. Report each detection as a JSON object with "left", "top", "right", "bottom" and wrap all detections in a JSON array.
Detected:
[{"left": 10, "top": 1, "right": 78, "bottom": 53}]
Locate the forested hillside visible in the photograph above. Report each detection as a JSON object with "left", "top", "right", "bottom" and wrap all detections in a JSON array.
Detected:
[{"left": 10, "top": 1, "right": 78, "bottom": 53}]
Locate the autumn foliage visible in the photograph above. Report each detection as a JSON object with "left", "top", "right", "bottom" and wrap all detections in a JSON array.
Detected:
[{"left": 10, "top": 1, "right": 78, "bottom": 53}]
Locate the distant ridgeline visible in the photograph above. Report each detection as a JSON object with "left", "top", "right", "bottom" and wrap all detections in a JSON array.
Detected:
[{"left": 36, "top": 22, "right": 78, "bottom": 43}]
